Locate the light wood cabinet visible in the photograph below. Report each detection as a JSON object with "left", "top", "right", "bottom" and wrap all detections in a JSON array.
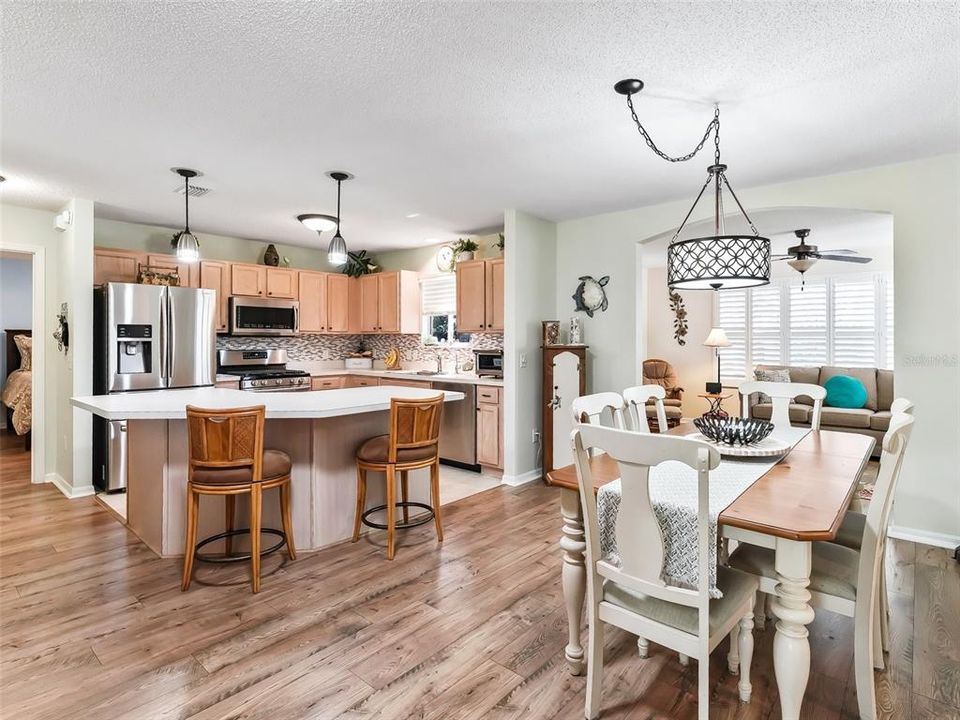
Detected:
[
  {"left": 456, "top": 258, "right": 504, "bottom": 333},
  {"left": 298, "top": 271, "right": 328, "bottom": 333},
  {"left": 345, "top": 376, "right": 379, "bottom": 388},
  {"left": 94, "top": 247, "right": 143, "bottom": 285},
  {"left": 476, "top": 385, "right": 503, "bottom": 469},
  {"left": 266, "top": 267, "right": 298, "bottom": 299},
  {"left": 214, "top": 378, "right": 240, "bottom": 389},
  {"left": 231, "top": 264, "right": 265, "bottom": 297},
  {"left": 311, "top": 376, "right": 346, "bottom": 391},
  {"left": 146, "top": 254, "right": 199, "bottom": 287},
  {"left": 199, "top": 260, "right": 231, "bottom": 332},
  {"left": 326, "top": 274, "right": 351, "bottom": 333},
  {"left": 358, "top": 271, "right": 420, "bottom": 334},
  {"left": 378, "top": 377, "right": 433, "bottom": 389}
]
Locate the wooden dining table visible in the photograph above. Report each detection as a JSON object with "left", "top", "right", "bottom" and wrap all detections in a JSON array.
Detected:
[{"left": 545, "top": 423, "right": 875, "bottom": 720}]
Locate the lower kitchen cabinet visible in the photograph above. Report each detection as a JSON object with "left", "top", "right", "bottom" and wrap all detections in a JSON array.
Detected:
[
  {"left": 476, "top": 385, "right": 503, "bottom": 469},
  {"left": 311, "top": 376, "right": 346, "bottom": 391},
  {"left": 378, "top": 377, "right": 433, "bottom": 389},
  {"left": 345, "top": 376, "right": 379, "bottom": 388}
]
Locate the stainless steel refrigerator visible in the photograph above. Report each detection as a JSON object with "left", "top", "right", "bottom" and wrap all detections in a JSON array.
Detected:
[{"left": 93, "top": 282, "right": 216, "bottom": 491}]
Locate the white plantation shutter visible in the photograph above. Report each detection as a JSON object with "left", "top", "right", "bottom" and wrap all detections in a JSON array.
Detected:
[
  {"left": 788, "top": 281, "right": 828, "bottom": 365},
  {"left": 716, "top": 290, "right": 747, "bottom": 382},
  {"left": 883, "top": 277, "right": 894, "bottom": 369},
  {"left": 833, "top": 277, "right": 877, "bottom": 366},
  {"left": 419, "top": 274, "right": 456, "bottom": 315},
  {"left": 750, "top": 284, "right": 783, "bottom": 366}
]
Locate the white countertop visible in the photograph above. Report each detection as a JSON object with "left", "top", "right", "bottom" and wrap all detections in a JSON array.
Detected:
[{"left": 71, "top": 385, "right": 465, "bottom": 421}]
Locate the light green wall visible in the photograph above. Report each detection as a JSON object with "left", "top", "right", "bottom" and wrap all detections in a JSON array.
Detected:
[
  {"left": 95, "top": 217, "right": 332, "bottom": 270},
  {"left": 376, "top": 232, "right": 503, "bottom": 273}
]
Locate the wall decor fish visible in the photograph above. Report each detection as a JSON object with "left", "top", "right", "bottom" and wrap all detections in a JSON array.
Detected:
[{"left": 572, "top": 276, "right": 609, "bottom": 317}]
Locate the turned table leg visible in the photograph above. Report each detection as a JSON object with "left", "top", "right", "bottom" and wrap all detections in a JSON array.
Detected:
[
  {"left": 771, "top": 538, "right": 815, "bottom": 720},
  {"left": 560, "top": 488, "right": 586, "bottom": 676}
]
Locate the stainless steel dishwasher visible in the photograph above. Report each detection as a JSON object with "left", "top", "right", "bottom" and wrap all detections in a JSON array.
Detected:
[{"left": 433, "top": 381, "right": 478, "bottom": 468}]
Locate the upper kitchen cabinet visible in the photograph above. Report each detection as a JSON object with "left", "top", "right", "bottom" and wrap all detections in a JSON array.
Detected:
[
  {"left": 199, "top": 260, "right": 231, "bottom": 333},
  {"left": 359, "top": 271, "right": 420, "bottom": 334},
  {"left": 266, "top": 267, "right": 298, "bottom": 299},
  {"left": 456, "top": 257, "right": 504, "bottom": 333},
  {"left": 299, "top": 271, "right": 351, "bottom": 333},
  {"left": 146, "top": 254, "right": 199, "bottom": 288},
  {"left": 94, "top": 247, "right": 142, "bottom": 285},
  {"left": 231, "top": 263, "right": 265, "bottom": 297}
]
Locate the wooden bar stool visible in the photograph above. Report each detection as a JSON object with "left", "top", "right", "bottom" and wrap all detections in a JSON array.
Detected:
[
  {"left": 353, "top": 394, "right": 445, "bottom": 560},
  {"left": 182, "top": 404, "right": 296, "bottom": 593}
]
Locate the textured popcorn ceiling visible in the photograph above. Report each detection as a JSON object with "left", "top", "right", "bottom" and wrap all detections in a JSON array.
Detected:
[{"left": 1, "top": 1, "right": 957, "bottom": 252}]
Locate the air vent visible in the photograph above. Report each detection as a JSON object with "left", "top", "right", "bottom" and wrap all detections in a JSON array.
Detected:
[{"left": 174, "top": 184, "right": 211, "bottom": 197}]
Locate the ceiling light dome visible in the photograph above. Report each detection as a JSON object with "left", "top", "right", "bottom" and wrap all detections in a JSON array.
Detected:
[{"left": 297, "top": 214, "right": 338, "bottom": 233}]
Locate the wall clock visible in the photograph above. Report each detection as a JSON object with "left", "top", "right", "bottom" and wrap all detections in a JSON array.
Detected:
[{"left": 436, "top": 244, "right": 456, "bottom": 272}]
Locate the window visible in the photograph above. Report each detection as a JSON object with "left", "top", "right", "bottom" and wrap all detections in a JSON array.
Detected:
[
  {"left": 715, "top": 272, "right": 893, "bottom": 383},
  {"left": 419, "top": 274, "right": 469, "bottom": 344}
]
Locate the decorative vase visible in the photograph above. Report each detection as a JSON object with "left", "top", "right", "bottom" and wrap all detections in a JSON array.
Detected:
[
  {"left": 456, "top": 250, "right": 475, "bottom": 263},
  {"left": 569, "top": 317, "right": 583, "bottom": 344},
  {"left": 263, "top": 244, "right": 280, "bottom": 266}
]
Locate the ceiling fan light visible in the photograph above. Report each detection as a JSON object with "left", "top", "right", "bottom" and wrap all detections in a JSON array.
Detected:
[
  {"left": 787, "top": 257, "right": 816, "bottom": 273},
  {"left": 327, "top": 232, "right": 348, "bottom": 266},
  {"left": 174, "top": 230, "right": 200, "bottom": 263},
  {"left": 298, "top": 214, "right": 338, "bottom": 232}
]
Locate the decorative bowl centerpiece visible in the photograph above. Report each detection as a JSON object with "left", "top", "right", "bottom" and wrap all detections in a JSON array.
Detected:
[{"left": 693, "top": 416, "right": 774, "bottom": 446}]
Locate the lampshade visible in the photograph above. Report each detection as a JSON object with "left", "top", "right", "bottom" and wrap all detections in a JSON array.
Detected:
[
  {"left": 174, "top": 230, "right": 200, "bottom": 263},
  {"left": 327, "top": 232, "right": 347, "bottom": 266},
  {"left": 297, "top": 214, "right": 338, "bottom": 233},
  {"left": 787, "top": 257, "right": 817, "bottom": 273},
  {"left": 667, "top": 235, "right": 771, "bottom": 290},
  {"left": 703, "top": 327, "right": 731, "bottom": 348}
]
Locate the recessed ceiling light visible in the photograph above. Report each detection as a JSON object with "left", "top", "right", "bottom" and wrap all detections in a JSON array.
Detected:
[{"left": 406, "top": 213, "right": 420, "bottom": 218}]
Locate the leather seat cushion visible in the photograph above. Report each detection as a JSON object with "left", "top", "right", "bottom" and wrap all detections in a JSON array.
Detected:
[
  {"left": 192, "top": 449, "right": 291, "bottom": 484},
  {"left": 870, "top": 411, "right": 892, "bottom": 431},
  {"left": 603, "top": 565, "right": 758, "bottom": 636},
  {"left": 729, "top": 541, "right": 860, "bottom": 602},
  {"left": 820, "top": 407, "right": 874, "bottom": 429},
  {"left": 357, "top": 434, "right": 436, "bottom": 464},
  {"left": 751, "top": 402, "right": 810, "bottom": 423}
]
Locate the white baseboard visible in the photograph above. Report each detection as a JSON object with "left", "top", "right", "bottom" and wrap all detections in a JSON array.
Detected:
[
  {"left": 888, "top": 525, "right": 960, "bottom": 550},
  {"left": 501, "top": 468, "right": 543, "bottom": 487},
  {"left": 46, "top": 472, "right": 96, "bottom": 499}
]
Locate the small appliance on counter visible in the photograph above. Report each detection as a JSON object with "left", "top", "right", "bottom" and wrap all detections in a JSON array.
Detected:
[
  {"left": 93, "top": 282, "right": 217, "bottom": 492},
  {"left": 474, "top": 349, "right": 503, "bottom": 378},
  {"left": 217, "top": 349, "right": 311, "bottom": 392}
]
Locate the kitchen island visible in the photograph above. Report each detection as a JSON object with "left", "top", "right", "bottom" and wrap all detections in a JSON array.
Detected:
[{"left": 71, "top": 385, "right": 464, "bottom": 557}]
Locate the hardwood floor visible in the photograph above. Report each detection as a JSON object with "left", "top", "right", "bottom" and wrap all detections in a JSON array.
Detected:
[{"left": 1, "top": 431, "right": 957, "bottom": 719}]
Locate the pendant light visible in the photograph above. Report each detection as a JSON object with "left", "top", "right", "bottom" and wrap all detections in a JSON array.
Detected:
[
  {"left": 614, "top": 79, "right": 770, "bottom": 290},
  {"left": 171, "top": 168, "right": 200, "bottom": 263},
  {"left": 326, "top": 171, "right": 351, "bottom": 266}
]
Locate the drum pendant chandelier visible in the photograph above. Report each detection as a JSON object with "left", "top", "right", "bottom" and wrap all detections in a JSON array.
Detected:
[{"left": 614, "top": 79, "right": 770, "bottom": 290}]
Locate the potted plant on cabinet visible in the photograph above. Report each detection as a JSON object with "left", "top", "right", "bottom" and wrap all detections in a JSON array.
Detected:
[{"left": 453, "top": 238, "right": 478, "bottom": 263}]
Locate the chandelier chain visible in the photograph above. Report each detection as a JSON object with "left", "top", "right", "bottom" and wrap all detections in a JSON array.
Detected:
[{"left": 625, "top": 93, "right": 720, "bottom": 163}]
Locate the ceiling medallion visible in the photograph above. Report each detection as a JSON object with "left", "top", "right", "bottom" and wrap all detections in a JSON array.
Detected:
[{"left": 615, "top": 79, "right": 771, "bottom": 290}]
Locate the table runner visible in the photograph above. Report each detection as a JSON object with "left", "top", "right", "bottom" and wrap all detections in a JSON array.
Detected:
[{"left": 596, "top": 426, "right": 809, "bottom": 598}]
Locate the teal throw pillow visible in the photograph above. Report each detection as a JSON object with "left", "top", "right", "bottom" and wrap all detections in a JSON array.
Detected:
[{"left": 823, "top": 375, "right": 868, "bottom": 409}]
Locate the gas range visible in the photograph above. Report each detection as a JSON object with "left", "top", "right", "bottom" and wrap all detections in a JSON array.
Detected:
[{"left": 218, "top": 349, "right": 311, "bottom": 392}]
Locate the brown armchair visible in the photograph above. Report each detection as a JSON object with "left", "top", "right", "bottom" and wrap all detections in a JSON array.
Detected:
[{"left": 642, "top": 358, "right": 683, "bottom": 429}]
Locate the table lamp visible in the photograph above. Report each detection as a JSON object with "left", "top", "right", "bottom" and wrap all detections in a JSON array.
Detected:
[{"left": 703, "top": 327, "right": 731, "bottom": 394}]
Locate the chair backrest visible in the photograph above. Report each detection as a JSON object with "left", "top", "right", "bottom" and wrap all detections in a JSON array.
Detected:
[
  {"left": 572, "top": 424, "right": 720, "bottom": 640},
  {"left": 388, "top": 394, "right": 445, "bottom": 463},
  {"left": 186, "top": 404, "right": 266, "bottom": 480},
  {"left": 739, "top": 380, "right": 826, "bottom": 430},
  {"left": 642, "top": 358, "right": 682, "bottom": 399},
  {"left": 571, "top": 392, "right": 626, "bottom": 429},
  {"left": 622, "top": 385, "right": 667, "bottom": 433},
  {"left": 890, "top": 397, "right": 914, "bottom": 415},
  {"left": 856, "top": 408, "right": 914, "bottom": 620}
]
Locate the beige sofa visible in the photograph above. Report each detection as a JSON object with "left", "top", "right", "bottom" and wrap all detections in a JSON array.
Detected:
[{"left": 744, "top": 365, "right": 895, "bottom": 455}]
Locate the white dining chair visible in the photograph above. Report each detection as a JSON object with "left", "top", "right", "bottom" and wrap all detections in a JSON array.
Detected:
[
  {"left": 728, "top": 411, "right": 915, "bottom": 720},
  {"left": 622, "top": 385, "right": 668, "bottom": 434},
  {"left": 739, "top": 380, "right": 826, "bottom": 430},
  {"left": 572, "top": 424, "right": 758, "bottom": 720},
  {"left": 831, "top": 396, "right": 915, "bottom": 659},
  {"left": 571, "top": 392, "right": 626, "bottom": 429}
]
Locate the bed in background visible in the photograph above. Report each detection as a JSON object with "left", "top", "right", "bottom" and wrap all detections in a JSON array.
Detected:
[{"left": 2, "top": 328, "right": 32, "bottom": 451}]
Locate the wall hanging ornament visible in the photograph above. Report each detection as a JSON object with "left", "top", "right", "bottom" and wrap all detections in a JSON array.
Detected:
[
  {"left": 615, "top": 79, "right": 771, "bottom": 290},
  {"left": 53, "top": 302, "right": 69, "bottom": 354},
  {"left": 668, "top": 289, "right": 688, "bottom": 346},
  {"left": 572, "top": 275, "right": 609, "bottom": 317}
]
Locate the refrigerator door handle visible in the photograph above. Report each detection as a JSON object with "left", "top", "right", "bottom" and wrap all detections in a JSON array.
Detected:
[
  {"left": 166, "top": 291, "right": 175, "bottom": 385},
  {"left": 159, "top": 289, "right": 168, "bottom": 383}
]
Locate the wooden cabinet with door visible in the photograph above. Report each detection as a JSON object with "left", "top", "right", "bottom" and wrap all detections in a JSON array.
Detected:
[
  {"left": 325, "top": 273, "right": 351, "bottom": 332},
  {"left": 199, "top": 260, "right": 231, "bottom": 332},
  {"left": 94, "top": 247, "right": 143, "bottom": 285},
  {"left": 543, "top": 345, "right": 588, "bottom": 475},
  {"left": 266, "top": 267, "right": 298, "bottom": 299},
  {"left": 359, "top": 271, "right": 420, "bottom": 334},
  {"left": 146, "top": 254, "right": 199, "bottom": 288},
  {"left": 476, "top": 385, "right": 503, "bottom": 470},
  {"left": 456, "top": 258, "right": 504, "bottom": 333},
  {"left": 231, "top": 264, "right": 265, "bottom": 297},
  {"left": 298, "top": 271, "right": 327, "bottom": 333}
]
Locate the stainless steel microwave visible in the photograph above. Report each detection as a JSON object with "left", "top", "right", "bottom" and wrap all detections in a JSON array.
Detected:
[
  {"left": 229, "top": 296, "right": 299, "bottom": 336},
  {"left": 474, "top": 349, "right": 503, "bottom": 378}
]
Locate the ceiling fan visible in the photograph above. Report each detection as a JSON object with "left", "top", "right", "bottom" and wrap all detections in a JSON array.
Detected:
[{"left": 772, "top": 228, "right": 872, "bottom": 286}]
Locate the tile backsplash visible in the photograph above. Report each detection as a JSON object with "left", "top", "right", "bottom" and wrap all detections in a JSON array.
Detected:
[{"left": 217, "top": 332, "right": 502, "bottom": 365}]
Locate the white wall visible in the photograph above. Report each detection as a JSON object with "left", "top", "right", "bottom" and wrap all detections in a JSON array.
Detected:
[
  {"left": 555, "top": 154, "right": 960, "bottom": 546},
  {"left": 503, "top": 210, "right": 556, "bottom": 483},
  {"left": 376, "top": 233, "right": 502, "bottom": 274},
  {"left": 0, "top": 256, "right": 34, "bottom": 396}
]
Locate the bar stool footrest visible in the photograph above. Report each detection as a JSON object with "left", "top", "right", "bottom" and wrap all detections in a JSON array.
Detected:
[
  {"left": 194, "top": 528, "right": 287, "bottom": 564},
  {"left": 362, "top": 502, "right": 435, "bottom": 530}
]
